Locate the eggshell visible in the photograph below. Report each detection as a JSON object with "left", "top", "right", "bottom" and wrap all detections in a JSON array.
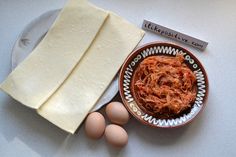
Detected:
[
  {"left": 85, "top": 112, "right": 105, "bottom": 139},
  {"left": 106, "top": 102, "right": 130, "bottom": 125},
  {"left": 104, "top": 124, "right": 128, "bottom": 147}
]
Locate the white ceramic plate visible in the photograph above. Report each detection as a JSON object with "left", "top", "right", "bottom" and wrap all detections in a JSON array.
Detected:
[{"left": 11, "top": 9, "right": 119, "bottom": 112}]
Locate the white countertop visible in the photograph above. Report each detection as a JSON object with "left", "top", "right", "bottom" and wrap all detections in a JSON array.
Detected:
[{"left": 1, "top": 0, "right": 236, "bottom": 157}]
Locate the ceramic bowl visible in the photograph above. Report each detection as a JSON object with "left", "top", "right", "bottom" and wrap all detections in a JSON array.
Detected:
[{"left": 119, "top": 42, "right": 208, "bottom": 128}]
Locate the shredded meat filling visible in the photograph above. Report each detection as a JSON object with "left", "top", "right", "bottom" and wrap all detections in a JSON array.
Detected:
[{"left": 132, "top": 55, "right": 197, "bottom": 119}]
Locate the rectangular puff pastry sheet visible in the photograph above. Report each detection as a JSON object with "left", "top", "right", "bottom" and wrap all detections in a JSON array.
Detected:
[
  {"left": 37, "top": 12, "right": 145, "bottom": 133},
  {"left": 0, "top": 0, "right": 108, "bottom": 109}
]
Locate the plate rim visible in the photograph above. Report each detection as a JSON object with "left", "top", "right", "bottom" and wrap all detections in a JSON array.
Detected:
[
  {"left": 119, "top": 41, "right": 209, "bottom": 128},
  {"left": 11, "top": 9, "right": 60, "bottom": 71}
]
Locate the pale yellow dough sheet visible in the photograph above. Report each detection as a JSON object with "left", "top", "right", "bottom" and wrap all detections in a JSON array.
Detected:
[
  {"left": 37, "top": 13, "right": 145, "bottom": 133},
  {"left": 0, "top": 0, "right": 145, "bottom": 133},
  {"left": 0, "top": 0, "right": 108, "bottom": 109}
]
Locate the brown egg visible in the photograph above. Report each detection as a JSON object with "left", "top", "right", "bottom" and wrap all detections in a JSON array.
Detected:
[
  {"left": 85, "top": 112, "right": 105, "bottom": 139},
  {"left": 106, "top": 102, "right": 130, "bottom": 125},
  {"left": 104, "top": 124, "right": 128, "bottom": 147}
]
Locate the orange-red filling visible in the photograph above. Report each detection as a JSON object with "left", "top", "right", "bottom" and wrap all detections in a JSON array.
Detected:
[{"left": 132, "top": 55, "right": 197, "bottom": 119}]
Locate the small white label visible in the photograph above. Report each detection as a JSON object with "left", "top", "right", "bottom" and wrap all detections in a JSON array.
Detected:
[{"left": 142, "top": 20, "right": 208, "bottom": 51}]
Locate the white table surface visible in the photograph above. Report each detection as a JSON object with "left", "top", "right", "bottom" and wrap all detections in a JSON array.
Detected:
[{"left": 1, "top": 0, "right": 236, "bottom": 157}]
